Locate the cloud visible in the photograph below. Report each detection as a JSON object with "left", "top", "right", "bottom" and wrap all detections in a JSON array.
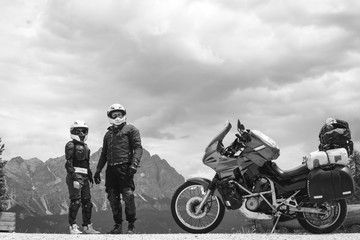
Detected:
[
  {"left": 134, "top": 106, "right": 189, "bottom": 139},
  {"left": 0, "top": 0, "right": 360, "bottom": 178}
]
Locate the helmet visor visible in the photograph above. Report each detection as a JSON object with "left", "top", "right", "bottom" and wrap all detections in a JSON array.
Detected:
[
  {"left": 71, "top": 127, "right": 88, "bottom": 135},
  {"left": 109, "top": 111, "right": 124, "bottom": 119}
]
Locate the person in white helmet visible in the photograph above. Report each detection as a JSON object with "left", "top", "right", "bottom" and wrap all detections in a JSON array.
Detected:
[
  {"left": 94, "top": 104, "right": 143, "bottom": 234},
  {"left": 65, "top": 120, "right": 100, "bottom": 234}
]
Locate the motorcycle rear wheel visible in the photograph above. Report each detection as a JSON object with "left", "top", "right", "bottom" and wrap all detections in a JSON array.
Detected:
[
  {"left": 297, "top": 199, "right": 347, "bottom": 234},
  {"left": 171, "top": 181, "right": 225, "bottom": 233}
]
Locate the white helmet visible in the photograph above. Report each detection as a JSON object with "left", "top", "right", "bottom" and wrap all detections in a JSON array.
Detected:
[
  {"left": 107, "top": 103, "right": 127, "bottom": 126},
  {"left": 70, "top": 120, "right": 89, "bottom": 142}
]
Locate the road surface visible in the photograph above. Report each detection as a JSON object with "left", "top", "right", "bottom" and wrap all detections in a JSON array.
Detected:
[{"left": 0, "top": 233, "right": 359, "bottom": 240}]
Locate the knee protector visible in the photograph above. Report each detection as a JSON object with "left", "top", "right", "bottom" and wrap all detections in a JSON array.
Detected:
[
  {"left": 107, "top": 189, "right": 121, "bottom": 203},
  {"left": 122, "top": 188, "right": 136, "bottom": 221},
  {"left": 68, "top": 199, "right": 81, "bottom": 224},
  {"left": 81, "top": 198, "right": 93, "bottom": 224},
  {"left": 69, "top": 199, "right": 81, "bottom": 214},
  {"left": 82, "top": 198, "right": 93, "bottom": 210},
  {"left": 70, "top": 199, "right": 81, "bottom": 208},
  {"left": 122, "top": 188, "right": 134, "bottom": 201}
]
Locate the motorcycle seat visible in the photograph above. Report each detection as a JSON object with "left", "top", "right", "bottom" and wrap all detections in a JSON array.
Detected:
[{"left": 270, "top": 162, "right": 309, "bottom": 179}]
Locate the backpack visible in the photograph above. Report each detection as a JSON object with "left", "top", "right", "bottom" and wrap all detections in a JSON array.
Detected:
[{"left": 318, "top": 118, "right": 353, "bottom": 156}]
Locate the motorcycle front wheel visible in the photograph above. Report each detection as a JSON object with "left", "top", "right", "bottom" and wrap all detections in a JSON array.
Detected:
[
  {"left": 171, "top": 181, "right": 225, "bottom": 233},
  {"left": 297, "top": 199, "right": 347, "bottom": 234}
]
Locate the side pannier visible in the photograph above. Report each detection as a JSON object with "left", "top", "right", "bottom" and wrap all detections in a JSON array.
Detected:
[{"left": 307, "top": 165, "right": 354, "bottom": 202}]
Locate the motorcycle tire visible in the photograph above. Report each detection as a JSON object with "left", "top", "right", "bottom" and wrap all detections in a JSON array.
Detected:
[
  {"left": 171, "top": 181, "right": 225, "bottom": 233},
  {"left": 297, "top": 199, "right": 347, "bottom": 234}
]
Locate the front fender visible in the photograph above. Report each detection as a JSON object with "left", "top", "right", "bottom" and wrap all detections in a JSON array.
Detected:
[
  {"left": 187, "top": 177, "right": 211, "bottom": 188},
  {"left": 186, "top": 177, "right": 224, "bottom": 203}
]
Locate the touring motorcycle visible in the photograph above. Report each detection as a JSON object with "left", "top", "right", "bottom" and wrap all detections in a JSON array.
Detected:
[{"left": 171, "top": 120, "right": 355, "bottom": 234}]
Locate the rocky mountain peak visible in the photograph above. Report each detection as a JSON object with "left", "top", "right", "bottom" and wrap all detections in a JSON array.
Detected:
[{"left": 4, "top": 148, "right": 185, "bottom": 216}]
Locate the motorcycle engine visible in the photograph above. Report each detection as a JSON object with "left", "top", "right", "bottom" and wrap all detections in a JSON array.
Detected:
[
  {"left": 245, "top": 177, "right": 272, "bottom": 213},
  {"left": 218, "top": 181, "right": 243, "bottom": 210},
  {"left": 245, "top": 197, "right": 262, "bottom": 211}
]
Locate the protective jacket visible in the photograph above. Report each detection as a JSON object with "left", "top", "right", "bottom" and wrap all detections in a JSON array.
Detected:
[
  {"left": 65, "top": 140, "right": 91, "bottom": 177},
  {"left": 96, "top": 123, "right": 142, "bottom": 172},
  {"left": 64, "top": 140, "right": 93, "bottom": 226}
]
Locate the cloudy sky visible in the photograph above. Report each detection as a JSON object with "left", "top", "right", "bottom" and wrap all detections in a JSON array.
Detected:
[{"left": 0, "top": 0, "right": 359, "bottom": 179}]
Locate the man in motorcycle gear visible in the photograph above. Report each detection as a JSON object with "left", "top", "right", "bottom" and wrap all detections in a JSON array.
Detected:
[
  {"left": 94, "top": 104, "right": 143, "bottom": 234},
  {"left": 65, "top": 120, "right": 100, "bottom": 234}
]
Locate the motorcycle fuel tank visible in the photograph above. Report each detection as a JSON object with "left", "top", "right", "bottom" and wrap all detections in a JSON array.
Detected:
[{"left": 239, "top": 130, "right": 280, "bottom": 167}]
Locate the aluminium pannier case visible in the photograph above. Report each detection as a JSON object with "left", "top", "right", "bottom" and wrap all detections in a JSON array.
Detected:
[
  {"left": 240, "top": 130, "right": 280, "bottom": 166},
  {"left": 307, "top": 165, "right": 354, "bottom": 202}
]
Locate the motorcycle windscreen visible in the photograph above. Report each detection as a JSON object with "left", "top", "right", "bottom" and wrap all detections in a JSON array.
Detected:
[
  {"left": 205, "top": 121, "right": 232, "bottom": 149},
  {"left": 307, "top": 165, "right": 354, "bottom": 202}
]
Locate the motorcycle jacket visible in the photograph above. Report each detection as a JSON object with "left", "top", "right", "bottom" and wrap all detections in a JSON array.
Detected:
[
  {"left": 96, "top": 123, "right": 142, "bottom": 172},
  {"left": 65, "top": 140, "right": 91, "bottom": 177}
]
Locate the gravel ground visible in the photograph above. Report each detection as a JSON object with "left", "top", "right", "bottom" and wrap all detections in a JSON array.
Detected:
[{"left": 0, "top": 233, "right": 360, "bottom": 240}]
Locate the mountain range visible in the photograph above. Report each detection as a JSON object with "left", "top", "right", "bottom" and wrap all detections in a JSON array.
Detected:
[
  {"left": 3, "top": 148, "right": 250, "bottom": 233},
  {"left": 4, "top": 148, "right": 184, "bottom": 215}
]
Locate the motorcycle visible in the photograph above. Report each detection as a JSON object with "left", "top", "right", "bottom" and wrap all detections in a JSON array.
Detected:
[{"left": 171, "top": 119, "right": 355, "bottom": 234}]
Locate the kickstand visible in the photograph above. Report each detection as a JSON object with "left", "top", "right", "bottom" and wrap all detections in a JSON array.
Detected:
[{"left": 271, "top": 212, "right": 281, "bottom": 234}]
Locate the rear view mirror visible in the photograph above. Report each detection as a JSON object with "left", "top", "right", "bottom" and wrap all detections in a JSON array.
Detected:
[{"left": 237, "top": 119, "right": 245, "bottom": 131}]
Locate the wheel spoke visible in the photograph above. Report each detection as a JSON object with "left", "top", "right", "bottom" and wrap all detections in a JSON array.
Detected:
[
  {"left": 303, "top": 201, "right": 341, "bottom": 229},
  {"left": 174, "top": 184, "right": 221, "bottom": 230}
]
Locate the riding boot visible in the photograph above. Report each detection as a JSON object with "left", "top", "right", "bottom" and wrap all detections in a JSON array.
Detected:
[
  {"left": 108, "top": 223, "right": 122, "bottom": 234},
  {"left": 126, "top": 222, "right": 135, "bottom": 234}
]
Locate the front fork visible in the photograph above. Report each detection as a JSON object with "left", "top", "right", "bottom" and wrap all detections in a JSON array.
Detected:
[
  {"left": 193, "top": 176, "right": 219, "bottom": 215},
  {"left": 195, "top": 189, "right": 212, "bottom": 215}
]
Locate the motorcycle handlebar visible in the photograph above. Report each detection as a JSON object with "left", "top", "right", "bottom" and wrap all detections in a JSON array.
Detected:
[
  {"left": 222, "top": 133, "right": 248, "bottom": 157},
  {"left": 236, "top": 130, "right": 251, "bottom": 143}
]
